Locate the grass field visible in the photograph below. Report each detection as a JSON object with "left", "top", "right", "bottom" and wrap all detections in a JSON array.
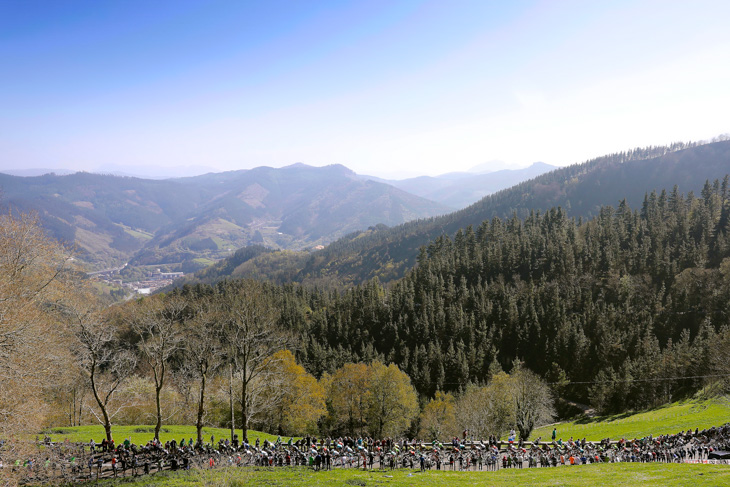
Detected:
[
  {"left": 41, "top": 425, "right": 283, "bottom": 446},
  {"left": 43, "top": 397, "right": 730, "bottom": 446},
  {"left": 531, "top": 397, "right": 730, "bottom": 442},
  {"left": 94, "top": 463, "right": 730, "bottom": 487}
]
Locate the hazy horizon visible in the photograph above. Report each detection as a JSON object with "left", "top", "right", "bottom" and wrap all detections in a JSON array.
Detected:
[
  {"left": 0, "top": 158, "right": 554, "bottom": 180},
  {"left": 2, "top": 1, "right": 729, "bottom": 179}
]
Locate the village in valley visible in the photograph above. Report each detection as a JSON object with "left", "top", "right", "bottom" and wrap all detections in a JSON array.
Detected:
[{"left": 88, "top": 264, "right": 184, "bottom": 296}]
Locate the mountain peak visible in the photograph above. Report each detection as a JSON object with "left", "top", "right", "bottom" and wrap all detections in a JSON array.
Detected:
[
  {"left": 283, "top": 162, "right": 310, "bottom": 169},
  {"left": 282, "top": 163, "right": 356, "bottom": 178},
  {"left": 528, "top": 161, "right": 554, "bottom": 170}
]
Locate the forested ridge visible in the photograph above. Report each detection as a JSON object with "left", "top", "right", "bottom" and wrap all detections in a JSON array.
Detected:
[
  {"left": 179, "top": 139, "right": 730, "bottom": 288},
  {"left": 178, "top": 176, "right": 730, "bottom": 414}
]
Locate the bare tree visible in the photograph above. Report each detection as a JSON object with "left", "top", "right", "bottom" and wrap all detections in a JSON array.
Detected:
[
  {"left": 0, "top": 211, "right": 81, "bottom": 487},
  {"left": 0, "top": 211, "right": 74, "bottom": 469},
  {"left": 511, "top": 368, "right": 555, "bottom": 440},
  {"left": 457, "top": 377, "right": 514, "bottom": 439},
  {"left": 220, "top": 280, "right": 289, "bottom": 439},
  {"left": 129, "top": 296, "right": 186, "bottom": 440},
  {"left": 181, "top": 295, "right": 223, "bottom": 445},
  {"left": 69, "top": 300, "right": 137, "bottom": 442}
]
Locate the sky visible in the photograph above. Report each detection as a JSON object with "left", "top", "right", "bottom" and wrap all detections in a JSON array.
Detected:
[{"left": 1, "top": 0, "right": 729, "bottom": 179}]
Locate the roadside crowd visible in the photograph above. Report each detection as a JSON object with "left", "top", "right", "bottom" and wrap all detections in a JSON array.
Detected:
[{"left": 5, "top": 423, "right": 730, "bottom": 483}]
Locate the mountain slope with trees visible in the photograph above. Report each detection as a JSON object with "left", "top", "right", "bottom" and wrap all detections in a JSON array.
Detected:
[
  {"left": 171, "top": 176, "right": 730, "bottom": 418},
  {"left": 184, "top": 139, "right": 730, "bottom": 288}
]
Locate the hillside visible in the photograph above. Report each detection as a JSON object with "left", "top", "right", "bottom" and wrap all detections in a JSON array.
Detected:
[
  {"left": 184, "top": 140, "right": 730, "bottom": 288},
  {"left": 364, "top": 162, "right": 557, "bottom": 209},
  {"left": 176, "top": 176, "right": 730, "bottom": 410},
  {"left": 0, "top": 164, "right": 450, "bottom": 271}
]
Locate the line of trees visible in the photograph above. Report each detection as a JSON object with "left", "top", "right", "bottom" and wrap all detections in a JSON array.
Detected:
[
  {"left": 0, "top": 210, "right": 554, "bottom": 453},
  {"left": 57, "top": 284, "right": 552, "bottom": 443}
]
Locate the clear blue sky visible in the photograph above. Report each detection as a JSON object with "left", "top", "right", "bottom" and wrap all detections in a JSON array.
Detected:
[{"left": 1, "top": 0, "right": 729, "bottom": 178}]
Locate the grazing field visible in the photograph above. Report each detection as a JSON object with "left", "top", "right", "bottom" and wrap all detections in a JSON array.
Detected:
[
  {"left": 41, "top": 425, "right": 283, "bottom": 446},
  {"left": 531, "top": 397, "right": 730, "bottom": 442},
  {"left": 94, "top": 463, "right": 730, "bottom": 487}
]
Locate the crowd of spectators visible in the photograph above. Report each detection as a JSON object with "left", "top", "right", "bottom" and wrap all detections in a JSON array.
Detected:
[{"left": 4, "top": 424, "right": 730, "bottom": 483}]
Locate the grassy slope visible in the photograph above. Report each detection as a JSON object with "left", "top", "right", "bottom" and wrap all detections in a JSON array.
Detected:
[
  {"left": 42, "top": 425, "right": 283, "bottom": 446},
  {"left": 97, "top": 464, "right": 730, "bottom": 487},
  {"left": 531, "top": 397, "right": 730, "bottom": 442}
]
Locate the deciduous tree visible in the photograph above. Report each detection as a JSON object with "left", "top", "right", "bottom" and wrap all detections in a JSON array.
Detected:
[
  {"left": 129, "top": 295, "right": 186, "bottom": 440},
  {"left": 366, "top": 362, "right": 418, "bottom": 438},
  {"left": 511, "top": 367, "right": 555, "bottom": 440},
  {"left": 180, "top": 295, "right": 222, "bottom": 445},
  {"left": 419, "top": 390, "right": 458, "bottom": 441},
  {"left": 260, "top": 350, "right": 326, "bottom": 435},
  {"left": 68, "top": 299, "right": 137, "bottom": 442},
  {"left": 220, "top": 280, "right": 290, "bottom": 439},
  {"left": 0, "top": 211, "right": 75, "bottom": 485},
  {"left": 457, "top": 373, "right": 514, "bottom": 439},
  {"left": 328, "top": 362, "right": 372, "bottom": 436}
]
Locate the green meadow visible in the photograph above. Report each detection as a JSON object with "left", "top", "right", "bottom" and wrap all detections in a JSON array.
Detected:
[
  {"left": 531, "top": 397, "right": 730, "bottom": 442},
  {"left": 94, "top": 463, "right": 730, "bottom": 487}
]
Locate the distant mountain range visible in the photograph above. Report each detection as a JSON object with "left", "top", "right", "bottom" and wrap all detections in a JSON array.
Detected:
[
  {"left": 173, "top": 140, "right": 730, "bottom": 289},
  {"left": 0, "top": 164, "right": 216, "bottom": 179},
  {"left": 0, "top": 161, "right": 555, "bottom": 273},
  {"left": 1, "top": 168, "right": 77, "bottom": 177},
  {"left": 362, "top": 162, "right": 556, "bottom": 209},
  {"left": 0, "top": 164, "right": 450, "bottom": 270}
]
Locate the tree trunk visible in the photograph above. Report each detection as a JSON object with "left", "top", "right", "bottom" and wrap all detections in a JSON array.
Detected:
[
  {"left": 196, "top": 369, "right": 207, "bottom": 446},
  {"left": 78, "top": 396, "right": 84, "bottom": 427},
  {"left": 104, "top": 421, "right": 113, "bottom": 443},
  {"left": 229, "top": 364, "right": 235, "bottom": 442},
  {"left": 90, "top": 363, "right": 114, "bottom": 442},
  {"left": 241, "top": 376, "right": 248, "bottom": 441},
  {"left": 70, "top": 389, "right": 76, "bottom": 427},
  {"left": 154, "top": 383, "right": 163, "bottom": 441}
]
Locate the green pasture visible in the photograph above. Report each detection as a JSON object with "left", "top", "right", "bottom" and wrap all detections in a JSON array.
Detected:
[
  {"left": 531, "top": 397, "right": 730, "bottom": 442},
  {"left": 97, "top": 464, "right": 730, "bottom": 487}
]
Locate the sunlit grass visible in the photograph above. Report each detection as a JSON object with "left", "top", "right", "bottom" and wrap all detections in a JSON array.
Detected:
[
  {"left": 96, "top": 463, "right": 730, "bottom": 487},
  {"left": 531, "top": 397, "right": 730, "bottom": 442}
]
